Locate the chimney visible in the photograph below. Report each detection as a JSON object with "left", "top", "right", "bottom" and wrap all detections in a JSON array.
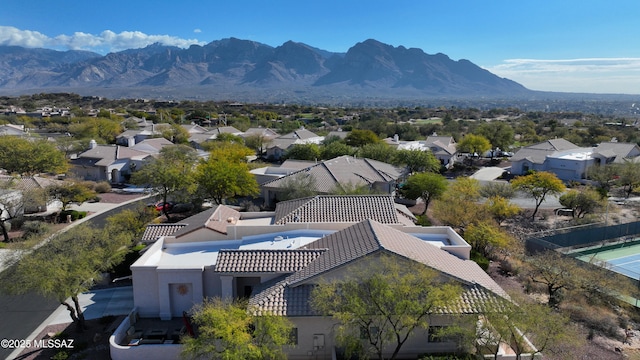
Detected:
[
  {"left": 89, "top": 139, "right": 97, "bottom": 149},
  {"left": 393, "top": 134, "right": 399, "bottom": 143}
]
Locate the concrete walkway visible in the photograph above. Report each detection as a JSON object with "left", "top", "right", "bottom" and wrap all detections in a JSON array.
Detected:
[
  {"left": 8, "top": 286, "right": 134, "bottom": 359},
  {"left": 47, "top": 286, "right": 134, "bottom": 326}
]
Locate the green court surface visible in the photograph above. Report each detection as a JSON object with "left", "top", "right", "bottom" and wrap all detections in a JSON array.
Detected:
[
  {"left": 575, "top": 240, "right": 640, "bottom": 280},
  {"left": 576, "top": 242, "right": 640, "bottom": 262}
]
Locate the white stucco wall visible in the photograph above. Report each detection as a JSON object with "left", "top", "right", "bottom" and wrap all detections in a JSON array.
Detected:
[
  {"left": 131, "top": 267, "right": 160, "bottom": 318},
  {"left": 157, "top": 269, "right": 204, "bottom": 319},
  {"left": 109, "top": 308, "right": 182, "bottom": 360},
  {"left": 543, "top": 156, "right": 593, "bottom": 181}
]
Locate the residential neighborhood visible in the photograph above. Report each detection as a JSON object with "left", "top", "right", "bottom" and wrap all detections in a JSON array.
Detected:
[{"left": 0, "top": 96, "right": 640, "bottom": 360}]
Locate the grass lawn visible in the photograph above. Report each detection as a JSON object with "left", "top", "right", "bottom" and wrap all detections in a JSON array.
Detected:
[{"left": 412, "top": 118, "right": 442, "bottom": 125}]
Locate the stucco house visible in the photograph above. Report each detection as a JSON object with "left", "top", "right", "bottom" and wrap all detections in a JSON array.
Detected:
[
  {"left": 240, "top": 127, "right": 280, "bottom": 156},
  {"left": 115, "top": 120, "right": 170, "bottom": 146},
  {"left": 187, "top": 126, "right": 244, "bottom": 149},
  {"left": 384, "top": 134, "right": 459, "bottom": 168},
  {"left": 511, "top": 139, "right": 640, "bottom": 181},
  {"left": 510, "top": 139, "right": 582, "bottom": 177},
  {"left": 0, "top": 176, "right": 71, "bottom": 229},
  {"left": 70, "top": 138, "right": 173, "bottom": 183},
  {"left": 109, "top": 195, "right": 522, "bottom": 360},
  {"left": 265, "top": 128, "right": 324, "bottom": 160},
  {"left": 425, "top": 135, "right": 459, "bottom": 167},
  {"left": 258, "top": 155, "right": 402, "bottom": 207},
  {"left": 592, "top": 141, "right": 640, "bottom": 164},
  {"left": 242, "top": 127, "right": 279, "bottom": 139}
]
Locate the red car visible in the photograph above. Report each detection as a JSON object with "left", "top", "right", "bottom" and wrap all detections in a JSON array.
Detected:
[{"left": 148, "top": 201, "right": 174, "bottom": 212}]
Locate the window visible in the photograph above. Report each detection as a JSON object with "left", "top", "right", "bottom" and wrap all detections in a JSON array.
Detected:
[{"left": 289, "top": 328, "right": 298, "bottom": 345}]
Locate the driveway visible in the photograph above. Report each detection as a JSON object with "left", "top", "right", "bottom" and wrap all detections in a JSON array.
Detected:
[
  {"left": 470, "top": 166, "right": 509, "bottom": 181},
  {"left": 470, "top": 167, "right": 562, "bottom": 209}
]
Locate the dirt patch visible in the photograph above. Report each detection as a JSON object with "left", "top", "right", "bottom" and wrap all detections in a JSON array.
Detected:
[{"left": 487, "top": 260, "right": 637, "bottom": 360}]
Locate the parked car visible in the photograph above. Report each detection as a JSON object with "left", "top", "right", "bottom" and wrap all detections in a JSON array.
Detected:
[
  {"left": 170, "top": 203, "right": 194, "bottom": 213},
  {"left": 147, "top": 201, "right": 174, "bottom": 212}
]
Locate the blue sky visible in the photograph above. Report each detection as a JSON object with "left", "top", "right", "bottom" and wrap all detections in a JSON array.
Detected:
[{"left": 1, "top": 0, "right": 640, "bottom": 94}]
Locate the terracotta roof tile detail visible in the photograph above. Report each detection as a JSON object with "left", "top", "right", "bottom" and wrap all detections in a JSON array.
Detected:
[
  {"left": 274, "top": 195, "right": 413, "bottom": 224},
  {"left": 249, "top": 219, "right": 509, "bottom": 316},
  {"left": 250, "top": 280, "right": 506, "bottom": 317},
  {"left": 141, "top": 224, "right": 187, "bottom": 243},
  {"left": 215, "top": 249, "right": 326, "bottom": 273}
]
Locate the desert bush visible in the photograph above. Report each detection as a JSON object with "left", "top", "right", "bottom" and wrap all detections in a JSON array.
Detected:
[
  {"left": 94, "top": 181, "right": 112, "bottom": 193},
  {"left": 564, "top": 302, "right": 622, "bottom": 340},
  {"left": 21, "top": 221, "right": 50, "bottom": 237}
]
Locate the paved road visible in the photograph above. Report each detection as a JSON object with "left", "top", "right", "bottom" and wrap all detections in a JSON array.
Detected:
[
  {"left": 0, "top": 196, "right": 149, "bottom": 360},
  {"left": 0, "top": 292, "right": 59, "bottom": 359}
]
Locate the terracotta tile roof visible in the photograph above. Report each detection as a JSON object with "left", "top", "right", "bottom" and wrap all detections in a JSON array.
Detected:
[
  {"left": 262, "top": 156, "right": 402, "bottom": 193},
  {"left": 446, "top": 284, "right": 508, "bottom": 314},
  {"left": 215, "top": 249, "right": 326, "bottom": 273},
  {"left": 249, "top": 219, "right": 509, "bottom": 316},
  {"left": 274, "top": 195, "right": 415, "bottom": 225},
  {"left": 250, "top": 280, "right": 316, "bottom": 316},
  {"left": 250, "top": 281, "right": 505, "bottom": 317},
  {"left": 141, "top": 223, "right": 187, "bottom": 243}
]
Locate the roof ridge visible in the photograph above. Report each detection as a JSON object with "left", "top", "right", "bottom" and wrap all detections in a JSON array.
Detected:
[
  {"left": 321, "top": 160, "right": 340, "bottom": 184},
  {"left": 219, "top": 248, "right": 327, "bottom": 253},
  {"left": 278, "top": 196, "right": 318, "bottom": 223}
]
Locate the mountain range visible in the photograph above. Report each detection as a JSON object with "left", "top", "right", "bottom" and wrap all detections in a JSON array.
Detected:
[{"left": 0, "top": 38, "right": 532, "bottom": 102}]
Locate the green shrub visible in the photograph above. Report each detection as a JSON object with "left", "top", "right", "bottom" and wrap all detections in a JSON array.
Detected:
[
  {"left": 10, "top": 217, "right": 24, "bottom": 230},
  {"left": 470, "top": 250, "right": 489, "bottom": 270},
  {"left": 51, "top": 351, "right": 69, "bottom": 360},
  {"left": 416, "top": 215, "right": 432, "bottom": 226},
  {"left": 59, "top": 210, "right": 87, "bottom": 221}
]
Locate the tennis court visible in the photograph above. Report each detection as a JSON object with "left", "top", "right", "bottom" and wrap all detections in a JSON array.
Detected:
[{"left": 575, "top": 241, "right": 640, "bottom": 280}]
